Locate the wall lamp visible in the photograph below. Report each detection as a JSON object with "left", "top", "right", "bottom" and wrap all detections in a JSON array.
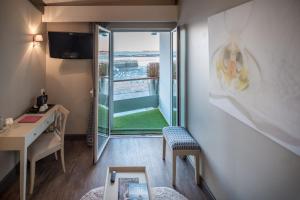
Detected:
[{"left": 33, "top": 34, "right": 43, "bottom": 47}]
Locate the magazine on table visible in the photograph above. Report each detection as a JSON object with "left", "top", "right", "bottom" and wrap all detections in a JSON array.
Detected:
[
  {"left": 128, "top": 183, "right": 149, "bottom": 200},
  {"left": 118, "top": 178, "right": 150, "bottom": 200},
  {"left": 118, "top": 178, "right": 139, "bottom": 200}
]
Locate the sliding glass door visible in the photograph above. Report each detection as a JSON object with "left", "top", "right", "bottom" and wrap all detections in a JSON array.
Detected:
[{"left": 94, "top": 25, "right": 112, "bottom": 163}]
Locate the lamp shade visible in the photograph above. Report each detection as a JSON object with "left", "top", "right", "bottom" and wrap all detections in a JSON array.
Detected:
[{"left": 34, "top": 34, "right": 43, "bottom": 42}]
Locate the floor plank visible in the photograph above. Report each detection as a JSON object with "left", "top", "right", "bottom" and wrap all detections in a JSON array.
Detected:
[{"left": 0, "top": 137, "right": 206, "bottom": 200}]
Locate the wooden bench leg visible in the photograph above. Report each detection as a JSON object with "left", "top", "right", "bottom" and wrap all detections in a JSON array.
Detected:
[
  {"left": 195, "top": 153, "right": 200, "bottom": 185},
  {"left": 162, "top": 137, "right": 166, "bottom": 160},
  {"left": 172, "top": 151, "right": 177, "bottom": 186}
]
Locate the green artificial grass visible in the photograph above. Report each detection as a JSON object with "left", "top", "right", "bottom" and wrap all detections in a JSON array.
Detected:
[
  {"left": 98, "top": 105, "right": 169, "bottom": 134},
  {"left": 98, "top": 105, "right": 108, "bottom": 132},
  {"left": 113, "top": 108, "right": 168, "bottom": 131}
]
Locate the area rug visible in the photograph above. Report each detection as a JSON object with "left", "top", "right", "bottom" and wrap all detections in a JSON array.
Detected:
[{"left": 80, "top": 186, "right": 188, "bottom": 200}]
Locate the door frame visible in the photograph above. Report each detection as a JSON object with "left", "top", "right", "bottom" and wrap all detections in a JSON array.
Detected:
[
  {"left": 170, "top": 27, "right": 180, "bottom": 126},
  {"left": 170, "top": 25, "right": 186, "bottom": 128},
  {"left": 93, "top": 26, "right": 185, "bottom": 138},
  {"left": 179, "top": 25, "right": 186, "bottom": 128},
  {"left": 93, "top": 24, "right": 112, "bottom": 163}
]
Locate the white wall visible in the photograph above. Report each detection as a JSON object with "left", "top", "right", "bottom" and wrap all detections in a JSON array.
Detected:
[
  {"left": 0, "top": 0, "right": 46, "bottom": 181},
  {"left": 179, "top": 0, "right": 300, "bottom": 199},
  {"left": 159, "top": 33, "right": 171, "bottom": 124},
  {"left": 46, "top": 23, "right": 93, "bottom": 134}
]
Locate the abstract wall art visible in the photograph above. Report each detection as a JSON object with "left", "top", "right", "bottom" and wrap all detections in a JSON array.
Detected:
[{"left": 208, "top": 0, "right": 300, "bottom": 155}]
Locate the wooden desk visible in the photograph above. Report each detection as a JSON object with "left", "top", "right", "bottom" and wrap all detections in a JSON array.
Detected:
[{"left": 0, "top": 105, "right": 59, "bottom": 200}]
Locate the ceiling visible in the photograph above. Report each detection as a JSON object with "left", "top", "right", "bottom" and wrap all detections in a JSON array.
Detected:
[
  {"left": 29, "top": 0, "right": 177, "bottom": 14},
  {"left": 42, "top": 0, "right": 178, "bottom": 6}
]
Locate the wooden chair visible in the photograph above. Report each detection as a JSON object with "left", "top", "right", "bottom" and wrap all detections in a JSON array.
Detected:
[
  {"left": 162, "top": 126, "right": 201, "bottom": 186},
  {"left": 28, "top": 105, "right": 70, "bottom": 194}
]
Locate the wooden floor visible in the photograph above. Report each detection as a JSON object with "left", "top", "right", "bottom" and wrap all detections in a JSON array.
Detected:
[{"left": 0, "top": 137, "right": 207, "bottom": 200}]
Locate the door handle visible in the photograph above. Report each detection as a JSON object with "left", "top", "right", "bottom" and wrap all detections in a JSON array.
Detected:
[{"left": 90, "top": 89, "right": 94, "bottom": 98}]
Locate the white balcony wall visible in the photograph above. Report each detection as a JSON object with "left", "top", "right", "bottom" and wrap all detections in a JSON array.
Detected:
[{"left": 159, "top": 32, "right": 171, "bottom": 125}]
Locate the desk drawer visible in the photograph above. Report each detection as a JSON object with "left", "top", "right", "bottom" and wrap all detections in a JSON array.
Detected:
[{"left": 26, "top": 114, "right": 55, "bottom": 146}]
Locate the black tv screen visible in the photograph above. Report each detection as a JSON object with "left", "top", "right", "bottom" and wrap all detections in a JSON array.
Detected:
[{"left": 48, "top": 32, "right": 93, "bottom": 59}]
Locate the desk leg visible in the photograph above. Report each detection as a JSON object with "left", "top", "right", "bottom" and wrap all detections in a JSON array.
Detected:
[{"left": 20, "top": 148, "right": 27, "bottom": 200}]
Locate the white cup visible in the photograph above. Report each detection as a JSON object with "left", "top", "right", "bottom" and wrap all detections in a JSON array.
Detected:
[
  {"left": 39, "top": 105, "right": 46, "bottom": 112},
  {"left": 5, "top": 118, "right": 14, "bottom": 128}
]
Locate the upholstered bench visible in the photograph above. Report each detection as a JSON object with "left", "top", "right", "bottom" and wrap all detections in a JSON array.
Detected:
[{"left": 162, "top": 126, "right": 201, "bottom": 186}]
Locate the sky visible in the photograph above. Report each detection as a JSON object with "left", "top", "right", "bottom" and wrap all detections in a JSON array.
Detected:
[{"left": 114, "top": 32, "right": 160, "bottom": 52}]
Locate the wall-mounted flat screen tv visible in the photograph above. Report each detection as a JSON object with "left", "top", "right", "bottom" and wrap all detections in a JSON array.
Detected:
[{"left": 48, "top": 31, "right": 93, "bottom": 59}]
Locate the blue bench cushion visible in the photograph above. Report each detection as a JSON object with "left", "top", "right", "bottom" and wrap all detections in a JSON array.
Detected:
[{"left": 163, "top": 126, "right": 201, "bottom": 150}]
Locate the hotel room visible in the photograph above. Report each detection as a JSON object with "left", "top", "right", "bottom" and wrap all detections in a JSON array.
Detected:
[{"left": 0, "top": 0, "right": 299, "bottom": 200}]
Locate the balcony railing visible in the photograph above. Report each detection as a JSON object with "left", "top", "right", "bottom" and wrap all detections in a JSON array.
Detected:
[
  {"left": 98, "top": 77, "right": 159, "bottom": 113},
  {"left": 113, "top": 77, "right": 159, "bottom": 113},
  {"left": 113, "top": 77, "right": 158, "bottom": 99}
]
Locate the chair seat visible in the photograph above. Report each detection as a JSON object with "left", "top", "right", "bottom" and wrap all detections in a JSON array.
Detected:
[
  {"left": 163, "top": 127, "right": 200, "bottom": 150},
  {"left": 28, "top": 132, "right": 61, "bottom": 161}
]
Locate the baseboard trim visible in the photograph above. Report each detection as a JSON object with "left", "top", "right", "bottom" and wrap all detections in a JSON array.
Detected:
[
  {"left": 0, "top": 163, "right": 19, "bottom": 195},
  {"left": 199, "top": 176, "right": 216, "bottom": 200},
  {"left": 65, "top": 134, "right": 86, "bottom": 141},
  {"left": 187, "top": 156, "right": 216, "bottom": 200}
]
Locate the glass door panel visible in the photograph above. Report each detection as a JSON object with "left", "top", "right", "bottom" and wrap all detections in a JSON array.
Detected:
[
  {"left": 94, "top": 25, "right": 111, "bottom": 163},
  {"left": 171, "top": 28, "right": 178, "bottom": 126},
  {"left": 179, "top": 27, "right": 186, "bottom": 127}
]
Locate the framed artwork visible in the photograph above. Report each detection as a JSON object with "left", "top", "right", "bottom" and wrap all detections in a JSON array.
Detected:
[{"left": 208, "top": 0, "right": 300, "bottom": 155}]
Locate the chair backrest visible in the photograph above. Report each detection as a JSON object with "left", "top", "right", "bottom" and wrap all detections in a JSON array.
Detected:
[{"left": 54, "top": 105, "right": 70, "bottom": 145}]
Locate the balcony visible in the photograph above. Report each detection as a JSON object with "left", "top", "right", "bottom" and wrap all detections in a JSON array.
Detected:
[
  {"left": 98, "top": 70, "right": 169, "bottom": 134},
  {"left": 112, "top": 77, "right": 168, "bottom": 133},
  {"left": 98, "top": 32, "right": 173, "bottom": 134}
]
